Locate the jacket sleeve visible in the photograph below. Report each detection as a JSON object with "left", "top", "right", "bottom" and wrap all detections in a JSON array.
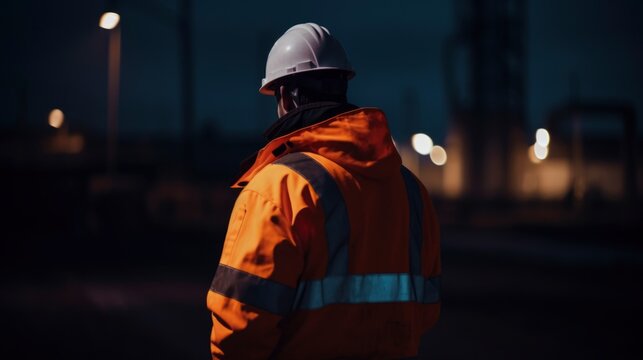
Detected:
[{"left": 207, "top": 178, "right": 306, "bottom": 359}]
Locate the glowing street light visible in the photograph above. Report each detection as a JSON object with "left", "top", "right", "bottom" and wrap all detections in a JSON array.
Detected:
[
  {"left": 99, "top": 12, "right": 120, "bottom": 30},
  {"left": 536, "top": 128, "right": 550, "bottom": 147},
  {"left": 430, "top": 145, "right": 447, "bottom": 166},
  {"left": 411, "top": 133, "right": 434, "bottom": 155},
  {"left": 100, "top": 11, "right": 122, "bottom": 175},
  {"left": 48, "top": 108, "right": 64, "bottom": 129}
]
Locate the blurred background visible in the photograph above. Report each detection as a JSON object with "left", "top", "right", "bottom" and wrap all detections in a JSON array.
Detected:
[{"left": 2, "top": 0, "right": 642, "bottom": 359}]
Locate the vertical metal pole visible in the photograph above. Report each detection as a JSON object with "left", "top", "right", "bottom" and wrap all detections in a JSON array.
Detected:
[
  {"left": 107, "top": 26, "right": 121, "bottom": 175},
  {"left": 179, "top": 0, "right": 194, "bottom": 170},
  {"left": 571, "top": 114, "right": 584, "bottom": 206},
  {"left": 568, "top": 75, "right": 583, "bottom": 207},
  {"left": 623, "top": 109, "right": 637, "bottom": 206}
]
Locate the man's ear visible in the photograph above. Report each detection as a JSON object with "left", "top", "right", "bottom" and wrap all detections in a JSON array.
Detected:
[{"left": 279, "top": 86, "right": 296, "bottom": 112}]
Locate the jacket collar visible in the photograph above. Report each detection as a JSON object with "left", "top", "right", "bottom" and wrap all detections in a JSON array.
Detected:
[
  {"left": 232, "top": 107, "right": 399, "bottom": 188},
  {"left": 233, "top": 102, "right": 356, "bottom": 187}
]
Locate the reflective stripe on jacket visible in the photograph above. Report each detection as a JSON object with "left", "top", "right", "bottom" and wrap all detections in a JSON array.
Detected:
[{"left": 207, "top": 107, "right": 441, "bottom": 359}]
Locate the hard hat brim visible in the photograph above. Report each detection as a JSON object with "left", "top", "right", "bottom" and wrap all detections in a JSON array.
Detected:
[{"left": 259, "top": 68, "right": 355, "bottom": 96}]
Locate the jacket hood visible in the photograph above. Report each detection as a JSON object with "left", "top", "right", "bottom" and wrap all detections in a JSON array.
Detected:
[{"left": 233, "top": 107, "right": 401, "bottom": 188}]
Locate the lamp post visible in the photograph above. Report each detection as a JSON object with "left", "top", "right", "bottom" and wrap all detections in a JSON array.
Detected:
[{"left": 100, "top": 11, "right": 121, "bottom": 175}]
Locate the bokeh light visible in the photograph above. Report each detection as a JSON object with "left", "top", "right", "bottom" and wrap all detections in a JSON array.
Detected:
[
  {"left": 430, "top": 145, "right": 447, "bottom": 166},
  {"left": 534, "top": 143, "right": 549, "bottom": 160},
  {"left": 48, "top": 108, "right": 64, "bottom": 129},
  {"left": 99, "top": 12, "right": 120, "bottom": 30},
  {"left": 528, "top": 145, "right": 541, "bottom": 164},
  {"left": 411, "top": 133, "right": 433, "bottom": 155},
  {"left": 536, "top": 128, "right": 550, "bottom": 147}
]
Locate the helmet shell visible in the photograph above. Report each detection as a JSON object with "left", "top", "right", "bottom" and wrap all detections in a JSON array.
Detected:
[{"left": 260, "top": 23, "right": 355, "bottom": 95}]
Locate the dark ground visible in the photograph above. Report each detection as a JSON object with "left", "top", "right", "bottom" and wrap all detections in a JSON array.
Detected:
[{"left": 2, "top": 224, "right": 642, "bottom": 359}]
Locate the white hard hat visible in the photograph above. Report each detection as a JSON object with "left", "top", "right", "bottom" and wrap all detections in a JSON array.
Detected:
[{"left": 259, "top": 23, "right": 355, "bottom": 95}]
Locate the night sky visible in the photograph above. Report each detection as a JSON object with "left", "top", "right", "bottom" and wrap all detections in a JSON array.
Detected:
[{"left": 2, "top": 0, "right": 642, "bottom": 144}]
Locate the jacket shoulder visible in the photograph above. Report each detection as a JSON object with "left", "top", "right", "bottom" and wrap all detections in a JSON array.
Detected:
[{"left": 241, "top": 156, "right": 321, "bottom": 216}]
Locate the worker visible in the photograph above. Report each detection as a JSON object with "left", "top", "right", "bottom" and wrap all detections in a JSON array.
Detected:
[{"left": 207, "top": 23, "right": 441, "bottom": 359}]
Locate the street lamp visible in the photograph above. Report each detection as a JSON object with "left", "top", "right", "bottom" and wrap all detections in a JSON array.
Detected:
[
  {"left": 100, "top": 10, "right": 121, "bottom": 175},
  {"left": 99, "top": 12, "right": 120, "bottom": 30}
]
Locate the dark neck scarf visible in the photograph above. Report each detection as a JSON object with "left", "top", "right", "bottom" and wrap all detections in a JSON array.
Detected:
[{"left": 263, "top": 101, "right": 358, "bottom": 141}]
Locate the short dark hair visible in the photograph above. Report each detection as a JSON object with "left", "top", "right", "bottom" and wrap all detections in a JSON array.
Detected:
[{"left": 276, "top": 69, "right": 349, "bottom": 105}]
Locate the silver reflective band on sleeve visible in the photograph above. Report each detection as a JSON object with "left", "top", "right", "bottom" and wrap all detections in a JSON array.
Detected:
[
  {"left": 292, "top": 273, "right": 440, "bottom": 310},
  {"left": 210, "top": 264, "right": 296, "bottom": 316}
]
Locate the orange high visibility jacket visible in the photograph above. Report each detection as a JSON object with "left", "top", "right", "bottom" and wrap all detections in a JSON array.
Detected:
[{"left": 207, "top": 107, "right": 441, "bottom": 359}]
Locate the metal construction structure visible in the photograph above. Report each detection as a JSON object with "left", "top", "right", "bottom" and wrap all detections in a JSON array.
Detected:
[
  {"left": 546, "top": 102, "right": 638, "bottom": 205},
  {"left": 444, "top": 0, "right": 526, "bottom": 199}
]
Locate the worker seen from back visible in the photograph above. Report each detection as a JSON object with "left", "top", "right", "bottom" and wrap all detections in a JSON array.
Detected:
[{"left": 207, "top": 23, "right": 441, "bottom": 359}]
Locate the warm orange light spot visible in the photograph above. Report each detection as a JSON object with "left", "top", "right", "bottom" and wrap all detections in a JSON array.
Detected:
[
  {"left": 430, "top": 145, "right": 447, "bottom": 166},
  {"left": 49, "top": 108, "right": 64, "bottom": 128}
]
